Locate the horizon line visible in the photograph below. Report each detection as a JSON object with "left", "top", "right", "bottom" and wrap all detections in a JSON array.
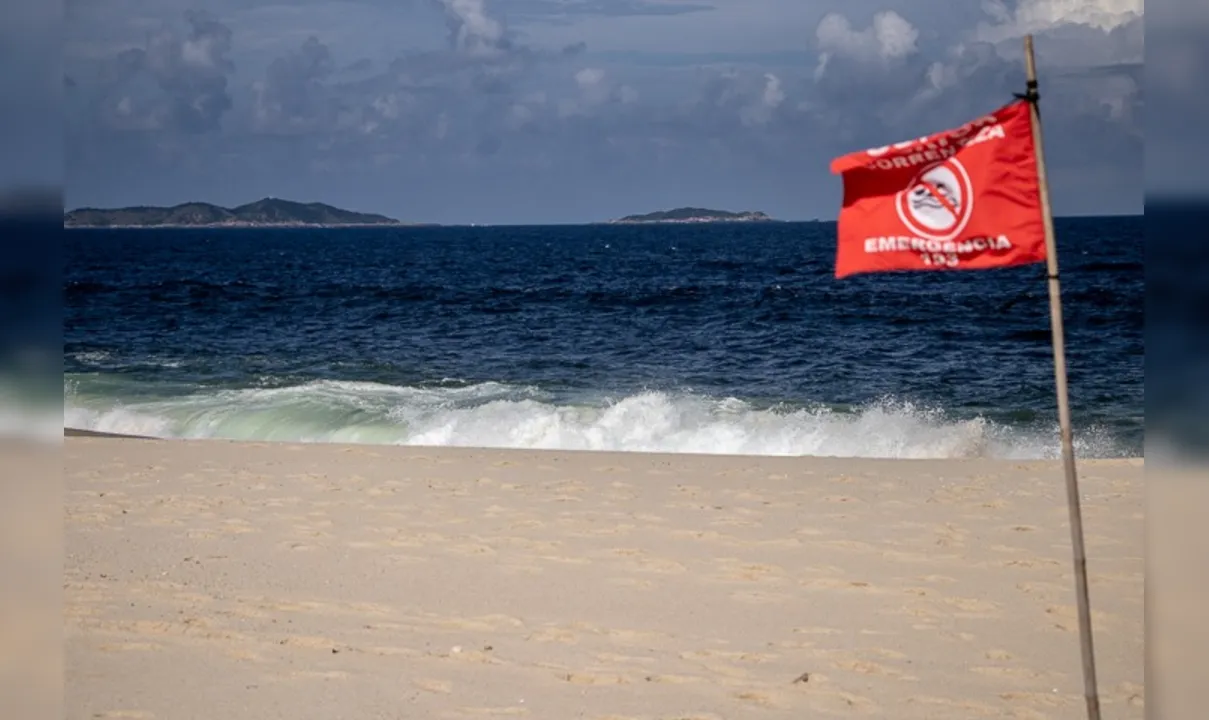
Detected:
[
  {"left": 63, "top": 213, "right": 1145, "bottom": 227},
  {"left": 63, "top": 197, "right": 1144, "bottom": 228}
]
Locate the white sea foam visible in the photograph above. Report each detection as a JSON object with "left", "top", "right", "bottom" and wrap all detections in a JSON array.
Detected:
[
  {"left": 63, "top": 379, "right": 1130, "bottom": 459},
  {"left": 69, "top": 350, "right": 183, "bottom": 369}
]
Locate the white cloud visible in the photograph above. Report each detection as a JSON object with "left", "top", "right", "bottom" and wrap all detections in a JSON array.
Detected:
[
  {"left": 976, "top": 0, "right": 1143, "bottom": 41},
  {"left": 575, "top": 67, "right": 606, "bottom": 89},
  {"left": 371, "top": 93, "right": 402, "bottom": 121},
  {"left": 560, "top": 67, "right": 639, "bottom": 115},
  {"left": 814, "top": 10, "right": 919, "bottom": 80},
  {"left": 505, "top": 102, "right": 534, "bottom": 129},
  {"left": 441, "top": 0, "right": 508, "bottom": 58},
  {"left": 181, "top": 37, "right": 222, "bottom": 69},
  {"left": 951, "top": 0, "right": 1144, "bottom": 75},
  {"left": 575, "top": 67, "right": 610, "bottom": 108},
  {"left": 736, "top": 73, "right": 787, "bottom": 127},
  {"left": 761, "top": 73, "right": 785, "bottom": 108}
]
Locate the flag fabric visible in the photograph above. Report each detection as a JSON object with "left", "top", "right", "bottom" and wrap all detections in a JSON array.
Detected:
[{"left": 830, "top": 99, "right": 1048, "bottom": 279}]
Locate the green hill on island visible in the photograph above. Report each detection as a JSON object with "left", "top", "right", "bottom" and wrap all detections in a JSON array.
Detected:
[
  {"left": 64, "top": 198, "right": 403, "bottom": 228},
  {"left": 610, "top": 207, "right": 776, "bottom": 224}
]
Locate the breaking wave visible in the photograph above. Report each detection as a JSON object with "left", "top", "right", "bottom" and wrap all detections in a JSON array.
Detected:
[{"left": 63, "top": 378, "right": 1130, "bottom": 460}]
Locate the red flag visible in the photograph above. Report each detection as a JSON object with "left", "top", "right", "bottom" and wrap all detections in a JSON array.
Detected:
[{"left": 830, "top": 99, "right": 1047, "bottom": 279}]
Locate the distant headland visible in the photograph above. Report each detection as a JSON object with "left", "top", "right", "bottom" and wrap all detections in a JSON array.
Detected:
[
  {"left": 63, "top": 198, "right": 411, "bottom": 228},
  {"left": 608, "top": 207, "right": 777, "bottom": 224}
]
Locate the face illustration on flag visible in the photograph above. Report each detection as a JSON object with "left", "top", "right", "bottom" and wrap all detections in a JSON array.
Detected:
[
  {"left": 829, "top": 99, "right": 1048, "bottom": 279},
  {"left": 902, "top": 163, "right": 967, "bottom": 236}
]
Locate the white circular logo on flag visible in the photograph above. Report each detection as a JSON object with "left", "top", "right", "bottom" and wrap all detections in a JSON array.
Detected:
[{"left": 895, "top": 158, "right": 974, "bottom": 242}]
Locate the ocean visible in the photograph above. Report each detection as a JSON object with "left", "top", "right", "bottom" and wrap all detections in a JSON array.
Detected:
[{"left": 64, "top": 217, "right": 1143, "bottom": 459}]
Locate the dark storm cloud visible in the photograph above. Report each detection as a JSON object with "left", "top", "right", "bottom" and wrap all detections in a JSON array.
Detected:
[
  {"left": 252, "top": 36, "right": 336, "bottom": 133},
  {"left": 229, "top": 0, "right": 590, "bottom": 150},
  {"left": 81, "top": 10, "right": 236, "bottom": 134}
]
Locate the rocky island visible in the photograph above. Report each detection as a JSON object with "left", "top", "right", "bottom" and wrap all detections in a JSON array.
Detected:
[
  {"left": 64, "top": 198, "right": 406, "bottom": 228},
  {"left": 609, "top": 207, "right": 776, "bottom": 224}
]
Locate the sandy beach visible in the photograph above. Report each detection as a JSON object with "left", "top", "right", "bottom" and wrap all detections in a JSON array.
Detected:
[{"left": 65, "top": 437, "right": 1144, "bottom": 719}]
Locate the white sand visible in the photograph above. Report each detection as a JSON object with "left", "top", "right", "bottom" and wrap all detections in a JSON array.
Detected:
[{"left": 65, "top": 438, "right": 1144, "bottom": 719}]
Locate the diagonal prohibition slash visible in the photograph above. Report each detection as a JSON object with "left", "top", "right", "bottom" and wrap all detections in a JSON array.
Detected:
[{"left": 918, "top": 179, "right": 961, "bottom": 222}]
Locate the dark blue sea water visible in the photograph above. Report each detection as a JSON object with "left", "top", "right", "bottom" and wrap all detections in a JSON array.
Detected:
[{"left": 64, "top": 218, "right": 1143, "bottom": 458}]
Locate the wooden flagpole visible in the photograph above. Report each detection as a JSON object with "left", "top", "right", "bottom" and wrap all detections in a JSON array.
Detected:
[{"left": 1021, "top": 34, "right": 1101, "bottom": 720}]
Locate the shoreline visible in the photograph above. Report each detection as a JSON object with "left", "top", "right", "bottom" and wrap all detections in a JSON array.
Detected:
[
  {"left": 62, "top": 428, "right": 1144, "bottom": 464},
  {"left": 64, "top": 427, "right": 155, "bottom": 439}
]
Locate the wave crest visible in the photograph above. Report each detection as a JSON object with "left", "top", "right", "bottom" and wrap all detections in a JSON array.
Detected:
[{"left": 63, "top": 378, "right": 1130, "bottom": 460}]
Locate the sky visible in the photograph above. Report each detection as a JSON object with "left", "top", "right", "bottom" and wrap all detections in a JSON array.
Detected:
[{"left": 62, "top": 0, "right": 1144, "bottom": 224}]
